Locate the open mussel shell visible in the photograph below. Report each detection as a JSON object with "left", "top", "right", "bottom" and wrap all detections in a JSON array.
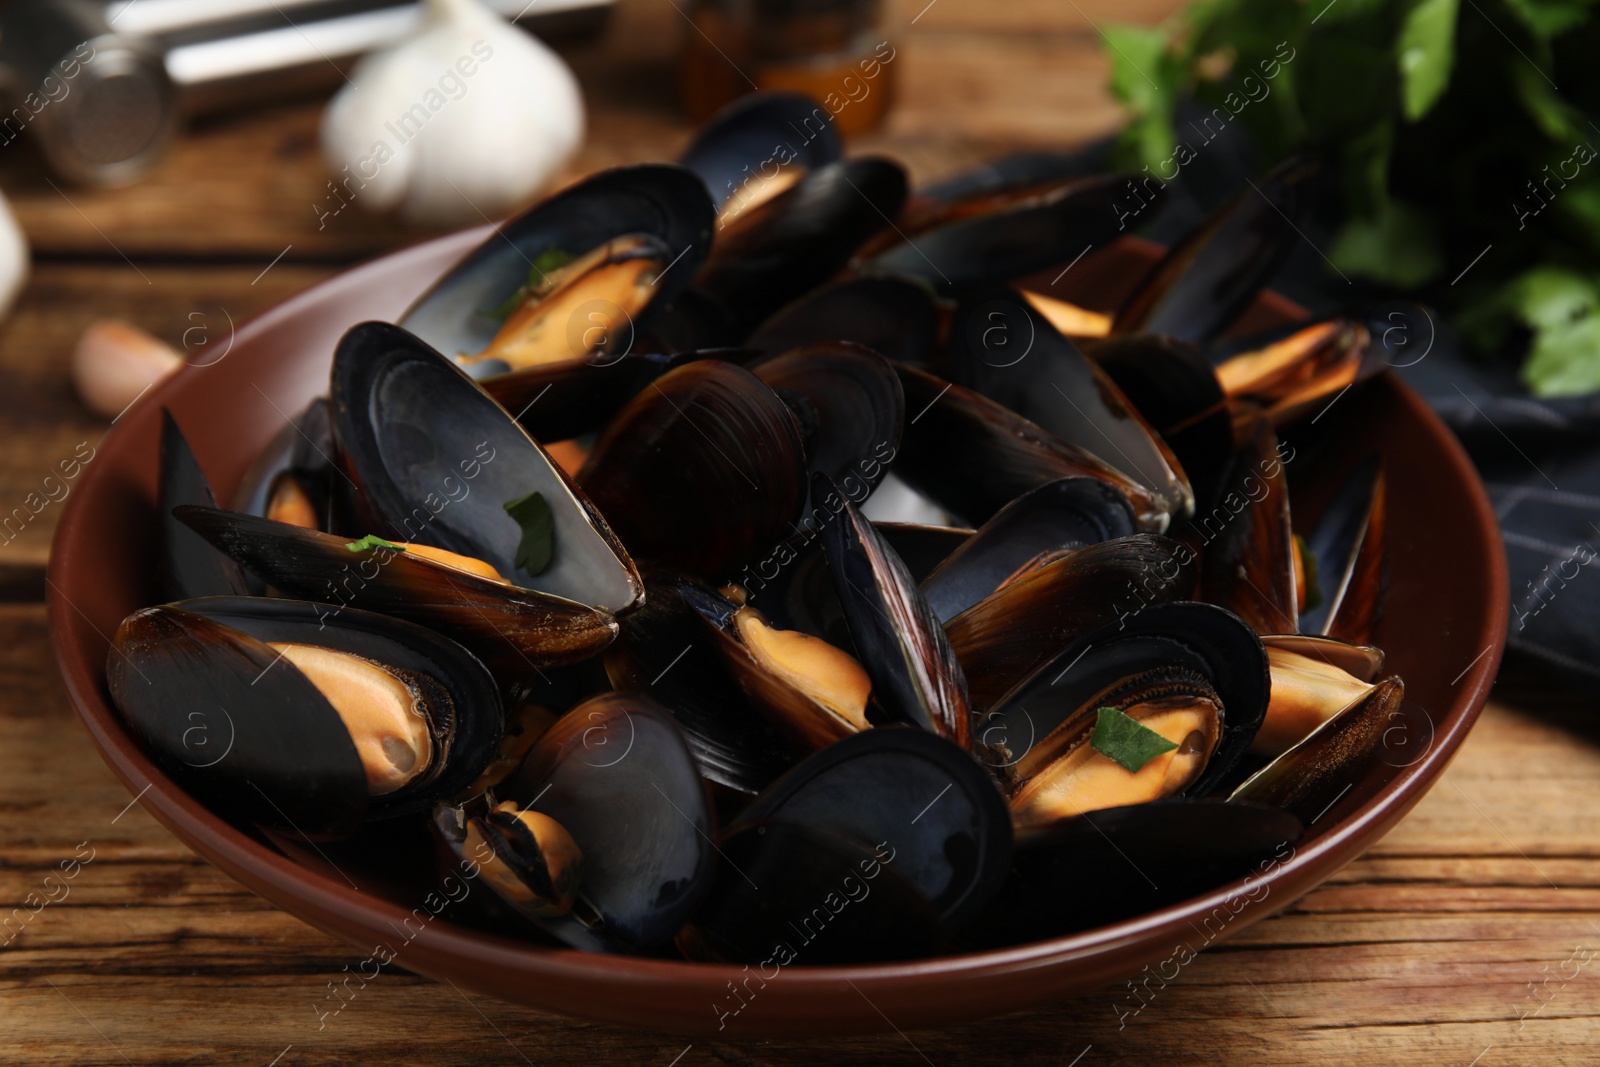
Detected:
[
  {"left": 732, "top": 726, "right": 1013, "bottom": 926},
  {"left": 750, "top": 342, "right": 904, "bottom": 500},
  {"left": 981, "top": 601, "right": 1269, "bottom": 826},
  {"left": 1230, "top": 677, "right": 1404, "bottom": 824},
  {"left": 159, "top": 411, "right": 249, "bottom": 601},
  {"left": 815, "top": 473, "right": 973, "bottom": 749},
  {"left": 1085, "top": 333, "right": 1234, "bottom": 512},
  {"left": 176, "top": 505, "right": 621, "bottom": 671},
  {"left": 682, "top": 581, "right": 870, "bottom": 754},
  {"left": 331, "top": 321, "right": 643, "bottom": 614},
  {"left": 500, "top": 693, "right": 716, "bottom": 951},
  {"left": 229, "top": 397, "right": 343, "bottom": 533},
  {"left": 747, "top": 276, "right": 942, "bottom": 366},
  {"left": 859, "top": 173, "right": 1146, "bottom": 290},
  {"left": 107, "top": 597, "right": 502, "bottom": 837},
  {"left": 679, "top": 820, "right": 947, "bottom": 965},
  {"left": 1299, "top": 459, "right": 1386, "bottom": 645},
  {"left": 1211, "top": 316, "right": 1390, "bottom": 427},
  {"left": 604, "top": 572, "right": 796, "bottom": 794},
  {"left": 894, "top": 363, "right": 1168, "bottom": 531},
  {"left": 1198, "top": 414, "right": 1298, "bottom": 635},
  {"left": 878, "top": 522, "right": 972, "bottom": 582},
  {"left": 947, "top": 534, "right": 1199, "bottom": 711},
  {"left": 679, "top": 91, "right": 842, "bottom": 213},
  {"left": 577, "top": 359, "right": 807, "bottom": 579},
  {"left": 945, "top": 285, "right": 1193, "bottom": 521},
  {"left": 1252, "top": 634, "right": 1383, "bottom": 757},
  {"left": 696, "top": 157, "right": 909, "bottom": 339},
  {"left": 921, "top": 478, "right": 1136, "bottom": 623},
  {"left": 399, "top": 164, "right": 714, "bottom": 373},
  {"left": 1112, "top": 156, "right": 1321, "bottom": 344},
  {"left": 963, "top": 799, "right": 1302, "bottom": 946}
]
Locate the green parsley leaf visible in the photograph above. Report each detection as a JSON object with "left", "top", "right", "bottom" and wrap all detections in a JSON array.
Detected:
[
  {"left": 345, "top": 534, "right": 402, "bottom": 553},
  {"left": 503, "top": 491, "right": 554, "bottom": 575},
  {"left": 1090, "top": 706, "right": 1179, "bottom": 773},
  {"left": 1397, "top": 0, "right": 1459, "bottom": 122},
  {"left": 480, "top": 246, "right": 576, "bottom": 321}
]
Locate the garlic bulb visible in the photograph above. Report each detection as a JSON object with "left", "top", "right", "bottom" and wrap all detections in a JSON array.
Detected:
[
  {"left": 0, "top": 191, "right": 28, "bottom": 321},
  {"left": 319, "top": 0, "right": 585, "bottom": 228},
  {"left": 72, "top": 320, "right": 183, "bottom": 420}
]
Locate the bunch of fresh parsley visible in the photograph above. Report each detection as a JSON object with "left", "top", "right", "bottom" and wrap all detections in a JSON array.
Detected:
[{"left": 1105, "top": 0, "right": 1600, "bottom": 396}]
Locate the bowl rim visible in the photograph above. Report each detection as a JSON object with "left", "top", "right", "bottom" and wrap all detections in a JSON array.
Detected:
[{"left": 47, "top": 227, "right": 1510, "bottom": 1035}]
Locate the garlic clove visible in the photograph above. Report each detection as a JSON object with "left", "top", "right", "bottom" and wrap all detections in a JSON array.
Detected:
[
  {"left": 72, "top": 319, "right": 184, "bottom": 421},
  {"left": 319, "top": 0, "right": 585, "bottom": 229},
  {"left": 0, "top": 192, "right": 28, "bottom": 321}
]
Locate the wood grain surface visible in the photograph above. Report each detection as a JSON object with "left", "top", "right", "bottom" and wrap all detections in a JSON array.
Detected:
[{"left": 1, "top": 0, "right": 1595, "bottom": 1063}]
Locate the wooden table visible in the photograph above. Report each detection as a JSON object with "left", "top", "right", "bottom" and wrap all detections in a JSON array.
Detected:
[{"left": 1, "top": 1, "right": 1595, "bottom": 1063}]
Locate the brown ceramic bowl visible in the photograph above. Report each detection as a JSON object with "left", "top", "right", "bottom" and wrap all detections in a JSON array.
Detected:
[{"left": 49, "top": 229, "right": 1507, "bottom": 1036}]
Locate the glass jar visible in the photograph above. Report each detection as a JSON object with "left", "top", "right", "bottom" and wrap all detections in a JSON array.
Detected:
[{"left": 679, "top": 0, "right": 896, "bottom": 136}]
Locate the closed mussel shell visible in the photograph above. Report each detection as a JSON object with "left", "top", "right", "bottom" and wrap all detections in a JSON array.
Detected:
[
  {"left": 750, "top": 342, "right": 904, "bottom": 499},
  {"left": 578, "top": 359, "right": 807, "bottom": 579},
  {"left": 732, "top": 726, "right": 1013, "bottom": 927},
  {"left": 501, "top": 693, "right": 716, "bottom": 951}
]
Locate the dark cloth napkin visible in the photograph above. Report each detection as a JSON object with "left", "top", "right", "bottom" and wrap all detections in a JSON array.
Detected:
[{"left": 1030, "top": 106, "right": 1600, "bottom": 688}]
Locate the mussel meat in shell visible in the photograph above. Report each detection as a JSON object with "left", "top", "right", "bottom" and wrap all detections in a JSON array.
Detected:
[
  {"left": 105, "top": 124, "right": 1412, "bottom": 968},
  {"left": 109, "top": 597, "right": 501, "bottom": 837},
  {"left": 400, "top": 164, "right": 714, "bottom": 376}
]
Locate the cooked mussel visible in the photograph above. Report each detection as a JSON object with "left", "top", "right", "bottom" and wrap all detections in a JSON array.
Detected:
[
  {"left": 1112, "top": 156, "right": 1320, "bottom": 343},
  {"left": 750, "top": 342, "right": 904, "bottom": 501},
  {"left": 946, "top": 533, "right": 1199, "bottom": 711},
  {"left": 920, "top": 477, "right": 1137, "bottom": 623},
  {"left": 177, "top": 506, "right": 623, "bottom": 671},
  {"left": 683, "top": 582, "right": 872, "bottom": 752},
  {"left": 747, "top": 276, "right": 942, "bottom": 366},
  {"left": 331, "top": 321, "right": 644, "bottom": 612},
  {"left": 858, "top": 173, "right": 1146, "bottom": 290},
  {"left": 814, "top": 473, "right": 972, "bottom": 749},
  {"left": 159, "top": 411, "right": 249, "bottom": 601},
  {"left": 679, "top": 91, "right": 842, "bottom": 216},
  {"left": 729, "top": 726, "right": 1013, "bottom": 926},
  {"left": 894, "top": 363, "right": 1170, "bottom": 531},
  {"left": 401, "top": 164, "right": 714, "bottom": 375},
  {"left": 107, "top": 596, "right": 502, "bottom": 838},
  {"left": 980, "top": 602, "right": 1269, "bottom": 835},
  {"left": 942, "top": 285, "right": 1193, "bottom": 522},
  {"left": 481, "top": 692, "right": 717, "bottom": 951},
  {"left": 694, "top": 157, "right": 909, "bottom": 339},
  {"left": 577, "top": 359, "right": 807, "bottom": 579}
]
